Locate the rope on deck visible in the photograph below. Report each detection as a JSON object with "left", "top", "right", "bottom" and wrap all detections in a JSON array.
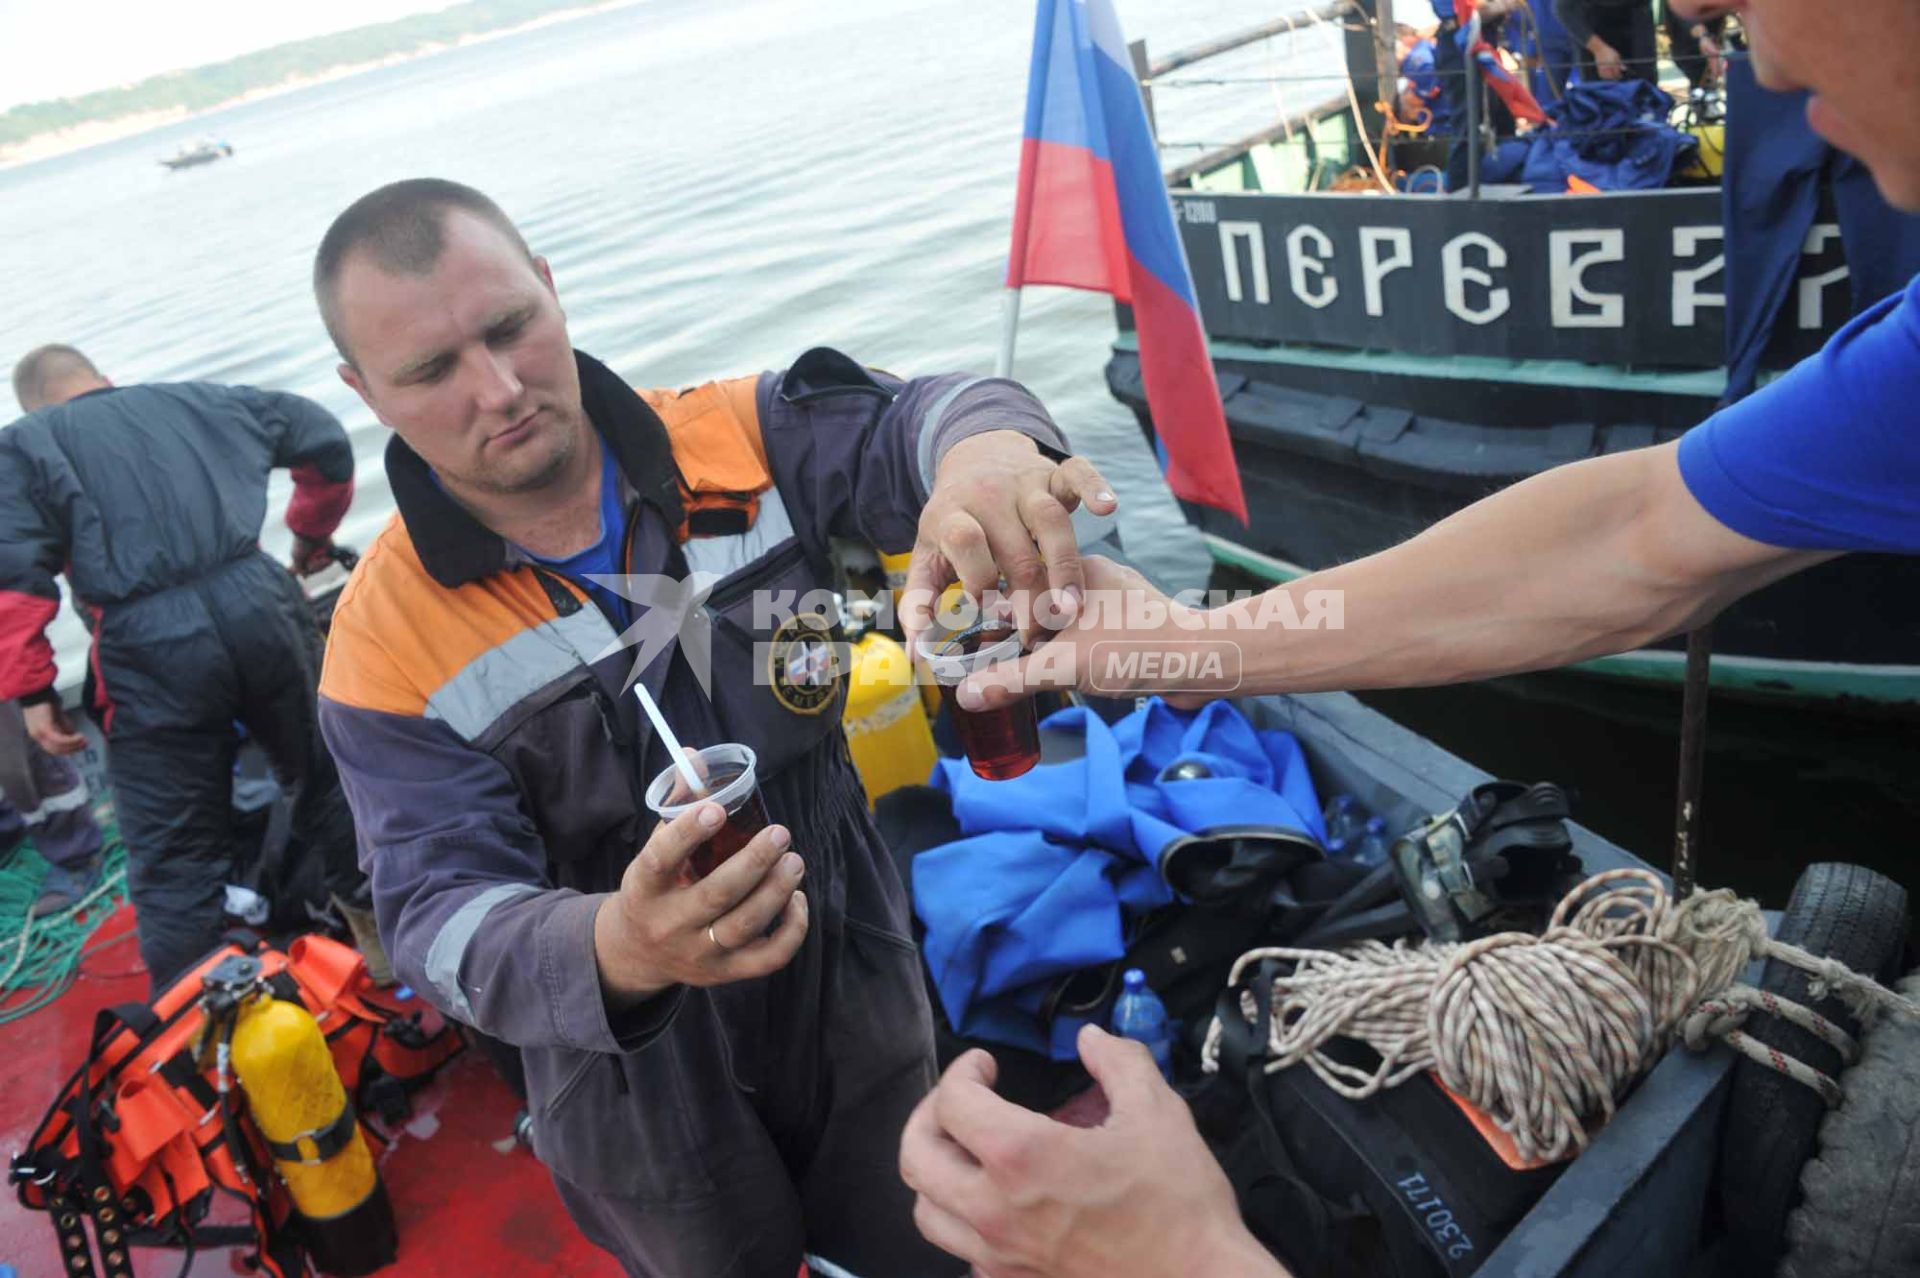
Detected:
[
  {"left": 1678, "top": 985, "right": 1856, "bottom": 1107},
  {"left": 1203, "top": 867, "right": 1918, "bottom": 1164},
  {"left": 0, "top": 812, "right": 130, "bottom": 1025}
]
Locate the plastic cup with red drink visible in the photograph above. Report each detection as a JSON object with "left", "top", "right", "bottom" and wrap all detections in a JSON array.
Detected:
[
  {"left": 915, "top": 621, "right": 1041, "bottom": 781},
  {"left": 644, "top": 743, "right": 771, "bottom": 881}
]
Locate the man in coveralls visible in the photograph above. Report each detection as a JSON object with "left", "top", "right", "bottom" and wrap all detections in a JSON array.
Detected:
[
  {"left": 1, "top": 344, "right": 372, "bottom": 992},
  {"left": 311, "top": 179, "right": 1114, "bottom": 1277},
  {"left": 899, "top": 0, "right": 1920, "bottom": 1272}
]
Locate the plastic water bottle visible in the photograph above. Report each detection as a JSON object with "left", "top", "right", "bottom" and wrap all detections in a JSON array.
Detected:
[
  {"left": 221, "top": 883, "right": 270, "bottom": 927},
  {"left": 1353, "top": 815, "right": 1391, "bottom": 868},
  {"left": 1323, "top": 793, "right": 1364, "bottom": 846},
  {"left": 1111, "top": 968, "right": 1173, "bottom": 1079}
]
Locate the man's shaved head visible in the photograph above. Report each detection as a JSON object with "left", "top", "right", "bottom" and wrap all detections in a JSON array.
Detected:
[
  {"left": 314, "top": 178, "right": 535, "bottom": 365},
  {"left": 12, "top": 344, "right": 106, "bottom": 413}
]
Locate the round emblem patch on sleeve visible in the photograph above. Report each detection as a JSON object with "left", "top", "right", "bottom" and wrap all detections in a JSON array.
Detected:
[{"left": 766, "top": 611, "right": 843, "bottom": 715}]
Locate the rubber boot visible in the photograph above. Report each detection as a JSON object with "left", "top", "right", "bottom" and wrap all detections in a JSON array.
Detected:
[
  {"left": 332, "top": 893, "right": 396, "bottom": 987},
  {"left": 30, "top": 853, "right": 104, "bottom": 918}
]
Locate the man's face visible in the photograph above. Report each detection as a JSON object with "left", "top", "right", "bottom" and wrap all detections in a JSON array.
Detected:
[
  {"left": 335, "top": 211, "right": 588, "bottom": 497},
  {"left": 1671, "top": 0, "right": 1920, "bottom": 210}
]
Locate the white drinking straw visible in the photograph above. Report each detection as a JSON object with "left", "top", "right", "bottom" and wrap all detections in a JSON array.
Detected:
[{"left": 633, "top": 682, "right": 706, "bottom": 796}]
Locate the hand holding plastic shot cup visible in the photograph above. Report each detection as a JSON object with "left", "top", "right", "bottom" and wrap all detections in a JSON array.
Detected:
[
  {"left": 916, "top": 621, "right": 1042, "bottom": 780},
  {"left": 645, "top": 742, "right": 772, "bottom": 881}
]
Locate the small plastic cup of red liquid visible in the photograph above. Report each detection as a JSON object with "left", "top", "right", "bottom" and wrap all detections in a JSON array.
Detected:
[
  {"left": 915, "top": 622, "right": 1041, "bottom": 781},
  {"left": 644, "top": 743, "right": 771, "bottom": 881}
]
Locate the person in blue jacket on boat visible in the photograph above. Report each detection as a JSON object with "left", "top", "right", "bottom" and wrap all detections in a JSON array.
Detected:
[
  {"left": 899, "top": 0, "right": 1920, "bottom": 1271},
  {"left": 1426, "top": 0, "right": 1534, "bottom": 189}
]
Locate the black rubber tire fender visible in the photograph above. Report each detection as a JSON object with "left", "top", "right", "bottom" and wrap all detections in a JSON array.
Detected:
[
  {"left": 1779, "top": 970, "right": 1920, "bottom": 1278},
  {"left": 1716, "top": 863, "right": 1909, "bottom": 1275}
]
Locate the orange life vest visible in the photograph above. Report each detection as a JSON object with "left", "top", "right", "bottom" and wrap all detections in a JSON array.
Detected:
[
  {"left": 10, "top": 934, "right": 462, "bottom": 1278},
  {"left": 640, "top": 375, "right": 773, "bottom": 541}
]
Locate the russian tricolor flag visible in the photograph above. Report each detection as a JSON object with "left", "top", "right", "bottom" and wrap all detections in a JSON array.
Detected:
[{"left": 1007, "top": 0, "right": 1248, "bottom": 524}]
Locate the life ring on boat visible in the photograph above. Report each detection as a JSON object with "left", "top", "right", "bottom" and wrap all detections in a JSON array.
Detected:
[
  {"left": 1778, "top": 967, "right": 1920, "bottom": 1278},
  {"left": 1716, "top": 862, "right": 1909, "bottom": 1274}
]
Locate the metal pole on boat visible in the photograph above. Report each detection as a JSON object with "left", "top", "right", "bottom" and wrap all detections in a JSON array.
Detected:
[
  {"left": 996, "top": 287, "right": 1024, "bottom": 378},
  {"left": 1671, "top": 625, "right": 1713, "bottom": 897},
  {"left": 1368, "top": 0, "right": 1400, "bottom": 171},
  {"left": 1464, "top": 10, "right": 1483, "bottom": 198},
  {"left": 1130, "top": 39, "right": 1159, "bottom": 141}
]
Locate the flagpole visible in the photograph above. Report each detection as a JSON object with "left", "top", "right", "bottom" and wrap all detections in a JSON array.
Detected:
[
  {"left": 1465, "top": 9, "right": 1484, "bottom": 199},
  {"left": 1000, "top": 0, "right": 1051, "bottom": 380},
  {"left": 995, "top": 286, "right": 1024, "bottom": 378}
]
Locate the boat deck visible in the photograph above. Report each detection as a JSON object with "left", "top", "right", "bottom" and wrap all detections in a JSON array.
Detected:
[{"left": 0, "top": 904, "right": 621, "bottom": 1278}]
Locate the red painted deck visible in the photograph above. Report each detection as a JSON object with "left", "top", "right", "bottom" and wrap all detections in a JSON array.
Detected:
[{"left": 0, "top": 904, "right": 620, "bottom": 1278}]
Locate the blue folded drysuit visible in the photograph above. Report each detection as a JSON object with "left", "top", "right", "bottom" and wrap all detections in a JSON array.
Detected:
[
  {"left": 1518, "top": 80, "right": 1696, "bottom": 192},
  {"left": 914, "top": 698, "right": 1324, "bottom": 1058}
]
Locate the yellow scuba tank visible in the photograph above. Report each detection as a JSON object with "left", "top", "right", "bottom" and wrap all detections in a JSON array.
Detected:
[
  {"left": 1674, "top": 120, "right": 1725, "bottom": 180},
  {"left": 842, "top": 599, "right": 939, "bottom": 807},
  {"left": 917, "top": 654, "right": 944, "bottom": 724},
  {"left": 879, "top": 548, "right": 913, "bottom": 613},
  {"left": 877, "top": 549, "right": 946, "bottom": 721},
  {"left": 205, "top": 955, "right": 397, "bottom": 1276}
]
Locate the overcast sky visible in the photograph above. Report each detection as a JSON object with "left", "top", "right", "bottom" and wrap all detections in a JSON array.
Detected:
[{"left": 0, "top": 0, "right": 463, "bottom": 111}]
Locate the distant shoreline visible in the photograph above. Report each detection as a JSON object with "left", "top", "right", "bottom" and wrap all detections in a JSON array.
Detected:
[{"left": 0, "top": 0, "right": 647, "bottom": 173}]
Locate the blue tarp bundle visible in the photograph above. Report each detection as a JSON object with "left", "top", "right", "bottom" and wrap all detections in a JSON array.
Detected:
[
  {"left": 913, "top": 698, "right": 1324, "bottom": 1058},
  {"left": 1487, "top": 80, "right": 1695, "bottom": 192}
]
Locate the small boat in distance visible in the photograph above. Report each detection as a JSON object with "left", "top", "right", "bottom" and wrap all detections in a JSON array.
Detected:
[{"left": 159, "top": 138, "right": 233, "bottom": 169}]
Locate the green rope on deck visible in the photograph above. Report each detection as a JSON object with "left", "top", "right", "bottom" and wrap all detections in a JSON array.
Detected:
[{"left": 0, "top": 809, "right": 130, "bottom": 1025}]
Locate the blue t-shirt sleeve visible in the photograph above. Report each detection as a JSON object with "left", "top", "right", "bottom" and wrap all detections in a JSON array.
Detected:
[{"left": 1678, "top": 273, "right": 1920, "bottom": 553}]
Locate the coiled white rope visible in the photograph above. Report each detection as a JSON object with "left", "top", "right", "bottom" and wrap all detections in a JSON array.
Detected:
[{"left": 1203, "top": 868, "right": 1917, "bottom": 1164}]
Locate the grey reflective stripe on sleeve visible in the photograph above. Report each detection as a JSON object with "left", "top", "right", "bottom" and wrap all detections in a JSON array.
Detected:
[
  {"left": 19, "top": 783, "right": 90, "bottom": 825},
  {"left": 681, "top": 486, "right": 797, "bottom": 581},
  {"left": 915, "top": 376, "right": 989, "bottom": 500},
  {"left": 424, "top": 606, "right": 616, "bottom": 742},
  {"left": 425, "top": 882, "right": 541, "bottom": 1024}
]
